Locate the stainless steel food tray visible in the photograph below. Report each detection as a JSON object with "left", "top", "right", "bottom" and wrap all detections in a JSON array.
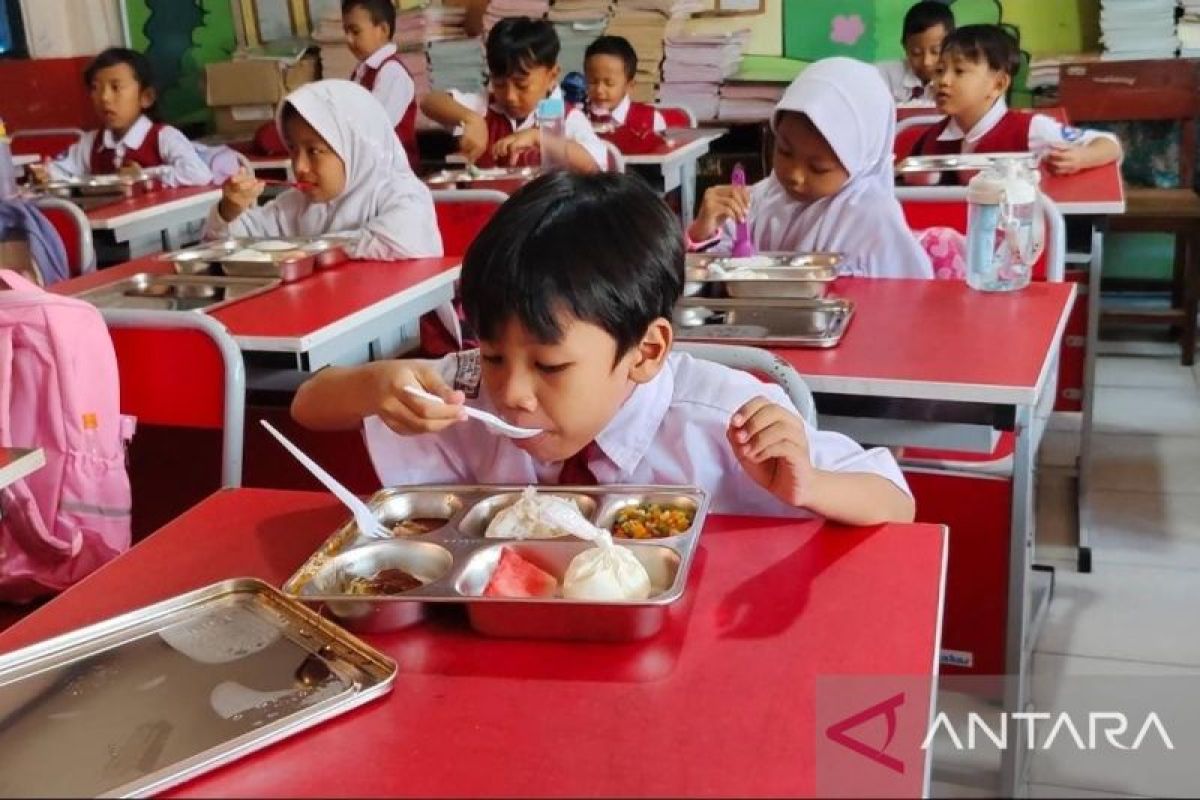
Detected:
[
  {"left": 41, "top": 171, "right": 163, "bottom": 199},
  {"left": 281, "top": 485, "right": 710, "bottom": 641},
  {"left": 894, "top": 152, "right": 1039, "bottom": 173},
  {"left": 0, "top": 578, "right": 395, "bottom": 798},
  {"left": 74, "top": 272, "right": 280, "bottom": 313},
  {"left": 672, "top": 297, "right": 854, "bottom": 347},
  {"left": 161, "top": 236, "right": 352, "bottom": 282},
  {"left": 425, "top": 166, "right": 538, "bottom": 186},
  {"left": 685, "top": 252, "right": 841, "bottom": 299}
]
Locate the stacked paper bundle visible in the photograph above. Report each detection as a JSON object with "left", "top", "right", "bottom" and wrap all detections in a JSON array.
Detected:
[
  {"left": 428, "top": 36, "right": 486, "bottom": 93},
  {"left": 716, "top": 81, "right": 783, "bottom": 122},
  {"left": 483, "top": 0, "right": 551, "bottom": 36},
  {"left": 606, "top": 0, "right": 700, "bottom": 103},
  {"left": 550, "top": 0, "right": 611, "bottom": 74},
  {"left": 658, "top": 28, "right": 746, "bottom": 122},
  {"left": 311, "top": 9, "right": 357, "bottom": 79},
  {"left": 1099, "top": 0, "right": 1179, "bottom": 60},
  {"left": 1180, "top": 0, "right": 1200, "bottom": 56}
]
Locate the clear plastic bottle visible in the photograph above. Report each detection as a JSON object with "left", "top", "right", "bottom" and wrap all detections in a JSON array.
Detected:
[
  {"left": 0, "top": 119, "right": 17, "bottom": 200},
  {"left": 536, "top": 97, "right": 567, "bottom": 171},
  {"left": 965, "top": 160, "right": 1041, "bottom": 292}
]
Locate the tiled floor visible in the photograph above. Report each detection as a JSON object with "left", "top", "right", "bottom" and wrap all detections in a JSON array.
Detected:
[{"left": 931, "top": 349, "right": 1200, "bottom": 798}]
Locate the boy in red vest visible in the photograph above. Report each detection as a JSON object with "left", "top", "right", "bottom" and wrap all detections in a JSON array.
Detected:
[
  {"left": 912, "top": 25, "right": 1121, "bottom": 181},
  {"left": 583, "top": 36, "right": 666, "bottom": 134},
  {"left": 420, "top": 17, "right": 606, "bottom": 172},
  {"left": 343, "top": 0, "right": 420, "bottom": 168}
]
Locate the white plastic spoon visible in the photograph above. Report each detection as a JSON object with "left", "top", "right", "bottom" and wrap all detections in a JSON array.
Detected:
[{"left": 403, "top": 385, "right": 543, "bottom": 439}]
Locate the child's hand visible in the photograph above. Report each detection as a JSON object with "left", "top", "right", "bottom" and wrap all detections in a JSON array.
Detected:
[
  {"left": 117, "top": 162, "right": 144, "bottom": 180},
  {"left": 1044, "top": 144, "right": 1087, "bottom": 176},
  {"left": 25, "top": 163, "right": 49, "bottom": 186},
  {"left": 368, "top": 361, "right": 468, "bottom": 436},
  {"left": 727, "top": 397, "right": 815, "bottom": 507},
  {"left": 692, "top": 184, "right": 751, "bottom": 241},
  {"left": 218, "top": 167, "right": 264, "bottom": 222},
  {"left": 492, "top": 129, "right": 540, "bottom": 166},
  {"left": 459, "top": 114, "right": 489, "bottom": 164}
]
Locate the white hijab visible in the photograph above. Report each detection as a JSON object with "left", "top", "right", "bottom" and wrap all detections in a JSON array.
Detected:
[
  {"left": 743, "top": 58, "right": 931, "bottom": 278},
  {"left": 268, "top": 80, "right": 442, "bottom": 259}
]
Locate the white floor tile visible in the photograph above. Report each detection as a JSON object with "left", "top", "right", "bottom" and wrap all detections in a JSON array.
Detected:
[
  {"left": 1027, "top": 653, "right": 1200, "bottom": 798},
  {"left": 929, "top": 689, "right": 1002, "bottom": 791},
  {"left": 1093, "top": 386, "right": 1200, "bottom": 436},
  {"left": 1047, "top": 412, "right": 1082, "bottom": 434},
  {"left": 1039, "top": 430, "right": 1080, "bottom": 469},
  {"left": 1029, "top": 782, "right": 1147, "bottom": 798},
  {"left": 930, "top": 778, "right": 998, "bottom": 798},
  {"left": 1085, "top": 490, "right": 1200, "bottom": 570},
  {"left": 1036, "top": 561, "right": 1200, "bottom": 667},
  {"left": 1089, "top": 434, "right": 1200, "bottom": 496},
  {"left": 1095, "top": 355, "right": 1196, "bottom": 389}
]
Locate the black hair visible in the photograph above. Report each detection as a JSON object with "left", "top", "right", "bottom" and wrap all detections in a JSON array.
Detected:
[
  {"left": 940, "top": 24, "right": 1021, "bottom": 77},
  {"left": 84, "top": 48, "right": 157, "bottom": 117},
  {"left": 461, "top": 172, "right": 683, "bottom": 361},
  {"left": 341, "top": 0, "right": 396, "bottom": 39},
  {"left": 902, "top": 1, "right": 955, "bottom": 42},
  {"left": 585, "top": 35, "right": 638, "bottom": 81},
  {"left": 485, "top": 17, "right": 560, "bottom": 78}
]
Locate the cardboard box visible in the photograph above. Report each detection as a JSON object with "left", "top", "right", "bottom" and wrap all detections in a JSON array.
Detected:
[
  {"left": 212, "top": 105, "right": 276, "bottom": 137},
  {"left": 205, "top": 53, "right": 319, "bottom": 107}
]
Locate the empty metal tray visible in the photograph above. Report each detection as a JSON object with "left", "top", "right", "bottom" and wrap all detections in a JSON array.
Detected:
[
  {"left": 672, "top": 297, "right": 854, "bottom": 347},
  {"left": 74, "top": 273, "right": 279, "bottom": 313},
  {"left": 894, "top": 152, "right": 1039, "bottom": 174},
  {"left": 685, "top": 252, "right": 841, "bottom": 299},
  {"left": 163, "top": 237, "right": 352, "bottom": 282}
]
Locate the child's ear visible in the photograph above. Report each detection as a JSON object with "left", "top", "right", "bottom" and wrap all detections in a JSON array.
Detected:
[
  {"left": 548, "top": 64, "right": 561, "bottom": 85},
  {"left": 993, "top": 71, "right": 1012, "bottom": 99},
  {"left": 627, "top": 318, "right": 673, "bottom": 384},
  {"left": 139, "top": 86, "right": 156, "bottom": 111}
]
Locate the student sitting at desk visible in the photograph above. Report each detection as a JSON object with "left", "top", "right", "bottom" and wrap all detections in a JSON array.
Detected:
[
  {"left": 583, "top": 36, "right": 667, "bottom": 134},
  {"left": 205, "top": 80, "right": 442, "bottom": 260},
  {"left": 291, "top": 171, "right": 914, "bottom": 525},
  {"left": 36, "top": 48, "right": 212, "bottom": 187},
  {"left": 910, "top": 25, "right": 1122, "bottom": 180},
  {"left": 877, "top": 1, "right": 954, "bottom": 106},
  {"left": 420, "top": 17, "right": 606, "bottom": 172},
  {"left": 343, "top": 0, "right": 420, "bottom": 169},
  {"left": 687, "top": 57, "right": 933, "bottom": 279}
]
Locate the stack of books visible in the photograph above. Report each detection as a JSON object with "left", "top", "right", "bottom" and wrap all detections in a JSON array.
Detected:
[
  {"left": 658, "top": 28, "right": 747, "bottom": 122},
  {"left": 606, "top": 0, "right": 701, "bottom": 103},
  {"left": 1099, "top": 0, "right": 1179, "bottom": 60},
  {"left": 549, "top": 0, "right": 611, "bottom": 74}
]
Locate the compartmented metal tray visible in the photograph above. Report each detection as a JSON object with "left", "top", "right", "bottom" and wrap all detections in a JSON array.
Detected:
[
  {"left": 425, "top": 166, "right": 539, "bottom": 186},
  {"left": 685, "top": 252, "right": 841, "bottom": 299},
  {"left": 0, "top": 578, "right": 395, "bottom": 798},
  {"left": 281, "top": 485, "right": 710, "bottom": 641},
  {"left": 74, "top": 272, "right": 280, "bottom": 313},
  {"left": 40, "top": 169, "right": 166, "bottom": 199},
  {"left": 894, "top": 152, "right": 1039, "bottom": 173},
  {"left": 162, "top": 236, "right": 352, "bottom": 282},
  {"left": 672, "top": 296, "right": 854, "bottom": 347}
]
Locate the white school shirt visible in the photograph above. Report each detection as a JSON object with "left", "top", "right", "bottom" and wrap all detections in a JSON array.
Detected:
[
  {"left": 446, "top": 87, "right": 608, "bottom": 169},
  {"left": 364, "top": 350, "right": 911, "bottom": 518},
  {"left": 48, "top": 115, "right": 213, "bottom": 187},
  {"left": 608, "top": 94, "right": 667, "bottom": 133},
  {"left": 876, "top": 60, "right": 935, "bottom": 105},
  {"left": 352, "top": 43, "right": 416, "bottom": 129},
  {"left": 937, "top": 97, "right": 1122, "bottom": 156}
]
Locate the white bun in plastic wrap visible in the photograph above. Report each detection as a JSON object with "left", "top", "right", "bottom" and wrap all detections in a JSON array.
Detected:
[
  {"left": 562, "top": 539, "right": 652, "bottom": 601},
  {"left": 485, "top": 486, "right": 599, "bottom": 540}
]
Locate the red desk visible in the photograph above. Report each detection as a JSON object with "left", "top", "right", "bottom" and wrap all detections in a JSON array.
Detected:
[
  {"left": 775, "top": 278, "right": 1075, "bottom": 796},
  {"left": 57, "top": 256, "right": 461, "bottom": 371},
  {"left": 0, "top": 489, "right": 947, "bottom": 798},
  {"left": 85, "top": 186, "right": 222, "bottom": 248}
]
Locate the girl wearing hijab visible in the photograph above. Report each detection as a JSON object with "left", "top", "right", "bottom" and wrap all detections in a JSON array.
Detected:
[
  {"left": 686, "top": 57, "right": 932, "bottom": 279},
  {"left": 206, "top": 79, "right": 443, "bottom": 260}
]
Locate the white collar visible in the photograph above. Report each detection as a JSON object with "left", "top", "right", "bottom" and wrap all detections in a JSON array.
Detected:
[
  {"left": 363, "top": 42, "right": 397, "bottom": 69},
  {"left": 101, "top": 115, "right": 152, "bottom": 150},
  {"left": 900, "top": 64, "right": 924, "bottom": 89},
  {"left": 938, "top": 97, "right": 1008, "bottom": 143},
  {"left": 491, "top": 85, "right": 564, "bottom": 129},
  {"left": 588, "top": 355, "right": 675, "bottom": 474},
  {"left": 609, "top": 94, "right": 632, "bottom": 123}
]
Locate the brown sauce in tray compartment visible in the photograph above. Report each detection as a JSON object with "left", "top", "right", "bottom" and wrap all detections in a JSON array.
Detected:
[
  {"left": 390, "top": 517, "right": 448, "bottom": 537},
  {"left": 344, "top": 568, "right": 424, "bottom": 595}
]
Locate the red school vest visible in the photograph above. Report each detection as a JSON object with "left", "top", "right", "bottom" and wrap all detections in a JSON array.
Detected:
[
  {"left": 586, "top": 100, "right": 656, "bottom": 133},
  {"left": 88, "top": 123, "right": 166, "bottom": 174},
  {"left": 356, "top": 55, "right": 421, "bottom": 168},
  {"left": 475, "top": 107, "right": 542, "bottom": 169},
  {"left": 913, "top": 111, "right": 1035, "bottom": 185}
]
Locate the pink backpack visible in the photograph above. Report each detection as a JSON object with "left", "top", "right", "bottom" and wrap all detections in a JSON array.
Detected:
[{"left": 0, "top": 269, "right": 135, "bottom": 602}]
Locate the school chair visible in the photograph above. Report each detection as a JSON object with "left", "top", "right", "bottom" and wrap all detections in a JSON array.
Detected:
[
  {"left": 656, "top": 105, "right": 697, "bottom": 129},
  {"left": 893, "top": 114, "right": 941, "bottom": 160},
  {"left": 674, "top": 342, "right": 816, "bottom": 425},
  {"left": 101, "top": 310, "right": 246, "bottom": 537},
  {"left": 603, "top": 140, "right": 626, "bottom": 173},
  {"left": 30, "top": 196, "right": 94, "bottom": 277},
  {"left": 431, "top": 189, "right": 508, "bottom": 257},
  {"left": 9, "top": 127, "right": 84, "bottom": 160},
  {"left": 1059, "top": 58, "right": 1200, "bottom": 365}
]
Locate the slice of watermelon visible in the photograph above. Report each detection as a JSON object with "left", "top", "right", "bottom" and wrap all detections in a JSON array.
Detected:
[{"left": 483, "top": 548, "right": 559, "bottom": 598}]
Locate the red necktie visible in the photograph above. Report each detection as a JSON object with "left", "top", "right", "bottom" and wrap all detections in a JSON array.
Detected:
[{"left": 557, "top": 442, "right": 599, "bottom": 486}]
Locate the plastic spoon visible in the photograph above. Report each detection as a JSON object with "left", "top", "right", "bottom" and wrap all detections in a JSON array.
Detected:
[
  {"left": 730, "top": 163, "right": 756, "bottom": 258},
  {"left": 403, "top": 385, "right": 543, "bottom": 439},
  {"left": 260, "top": 420, "right": 391, "bottom": 539}
]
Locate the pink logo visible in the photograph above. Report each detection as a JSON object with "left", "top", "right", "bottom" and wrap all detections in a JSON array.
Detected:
[
  {"left": 825, "top": 692, "right": 906, "bottom": 774},
  {"left": 830, "top": 14, "right": 866, "bottom": 46}
]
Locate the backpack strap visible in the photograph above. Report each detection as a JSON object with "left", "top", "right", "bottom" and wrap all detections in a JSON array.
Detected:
[{"left": 0, "top": 268, "right": 41, "bottom": 293}]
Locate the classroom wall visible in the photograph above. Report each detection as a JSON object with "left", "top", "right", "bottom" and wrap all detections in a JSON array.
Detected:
[
  {"left": 686, "top": 0, "right": 784, "bottom": 57},
  {"left": 17, "top": 0, "right": 122, "bottom": 58}
]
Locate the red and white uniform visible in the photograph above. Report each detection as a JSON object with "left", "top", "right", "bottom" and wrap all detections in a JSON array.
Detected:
[
  {"left": 351, "top": 42, "right": 420, "bottom": 167},
  {"left": 48, "top": 114, "right": 212, "bottom": 187}
]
